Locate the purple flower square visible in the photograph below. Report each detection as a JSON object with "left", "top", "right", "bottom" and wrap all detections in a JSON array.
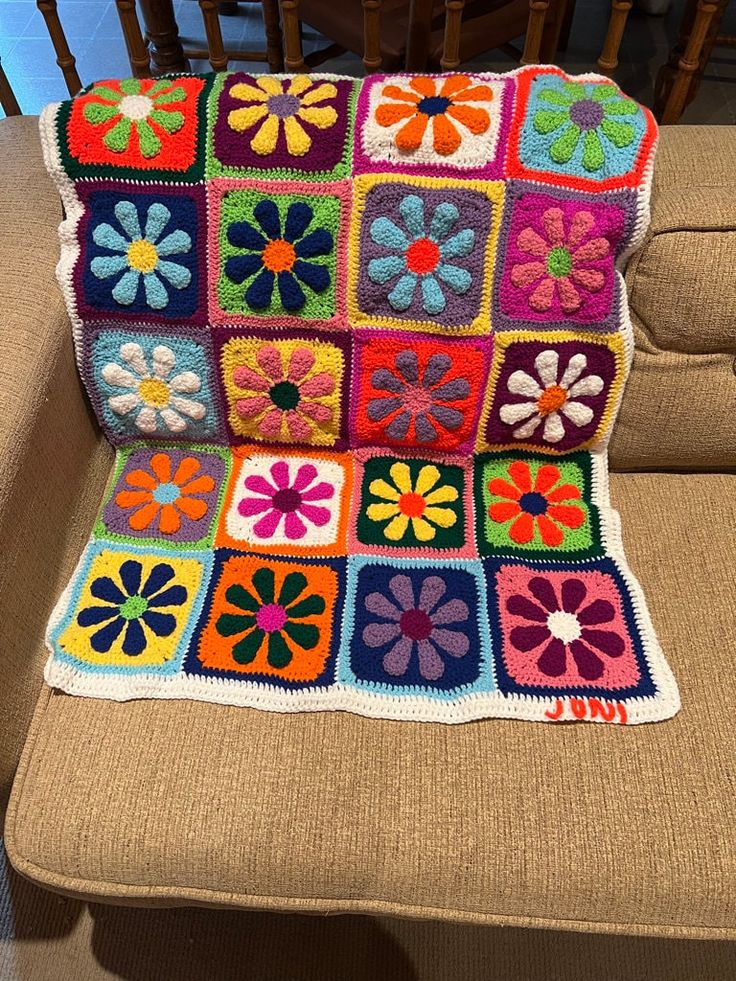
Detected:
[{"left": 495, "top": 183, "right": 635, "bottom": 331}]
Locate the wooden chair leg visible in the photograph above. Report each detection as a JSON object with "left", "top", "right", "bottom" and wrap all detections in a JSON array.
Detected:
[
  {"left": 279, "top": 0, "right": 307, "bottom": 72},
  {"left": 199, "top": 0, "right": 229, "bottom": 71},
  {"left": 114, "top": 0, "right": 153, "bottom": 78},
  {"left": 36, "top": 0, "right": 82, "bottom": 96},
  {"left": 521, "top": 0, "right": 549, "bottom": 65},
  {"left": 0, "top": 58, "right": 21, "bottom": 116},
  {"left": 441, "top": 0, "right": 465, "bottom": 70},
  {"left": 261, "top": 0, "right": 285, "bottom": 72},
  {"left": 660, "top": 0, "right": 719, "bottom": 123},
  {"left": 539, "top": 0, "right": 568, "bottom": 63},
  {"left": 597, "top": 0, "right": 633, "bottom": 75},
  {"left": 362, "top": 0, "right": 382, "bottom": 73},
  {"left": 137, "top": 0, "right": 187, "bottom": 74}
]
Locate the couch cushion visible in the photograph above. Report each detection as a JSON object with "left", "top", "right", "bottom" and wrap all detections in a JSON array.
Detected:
[
  {"left": 6, "top": 472, "right": 736, "bottom": 940},
  {"left": 610, "top": 126, "right": 736, "bottom": 470}
]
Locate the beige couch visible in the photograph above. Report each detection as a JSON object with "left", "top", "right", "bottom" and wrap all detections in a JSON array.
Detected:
[{"left": 1, "top": 115, "right": 735, "bottom": 978}]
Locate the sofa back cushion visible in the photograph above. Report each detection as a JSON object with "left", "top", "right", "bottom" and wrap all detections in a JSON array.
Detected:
[{"left": 610, "top": 126, "right": 736, "bottom": 471}]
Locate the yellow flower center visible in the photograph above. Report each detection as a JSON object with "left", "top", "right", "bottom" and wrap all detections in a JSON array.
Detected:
[
  {"left": 262, "top": 238, "right": 296, "bottom": 273},
  {"left": 138, "top": 378, "right": 170, "bottom": 408},
  {"left": 398, "top": 492, "right": 426, "bottom": 518},
  {"left": 537, "top": 385, "right": 568, "bottom": 416},
  {"left": 127, "top": 239, "right": 159, "bottom": 274}
]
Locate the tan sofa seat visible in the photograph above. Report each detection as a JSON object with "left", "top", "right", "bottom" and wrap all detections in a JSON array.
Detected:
[{"left": 7, "top": 472, "right": 736, "bottom": 939}]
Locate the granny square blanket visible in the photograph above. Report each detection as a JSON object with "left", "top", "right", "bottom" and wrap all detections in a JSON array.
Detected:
[{"left": 40, "top": 67, "right": 680, "bottom": 725}]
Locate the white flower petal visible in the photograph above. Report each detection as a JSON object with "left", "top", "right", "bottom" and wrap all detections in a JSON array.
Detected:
[
  {"left": 159, "top": 407, "right": 188, "bottom": 432},
  {"left": 513, "top": 415, "right": 542, "bottom": 439},
  {"left": 561, "top": 401, "right": 594, "bottom": 427},
  {"left": 542, "top": 411, "right": 565, "bottom": 442},
  {"left": 119, "top": 342, "right": 149, "bottom": 377},
  {"left": 169, "top": 396, "right": 206, "bottom": 420},
  {"left": 152, "top": 345, "right": 176, "bottom": 379},
  {"left": 169, "top": 370, "right": 202, "bottom": 394},
  {"left": 559, "top": 353, "right": 588, "bottom": 388},
  {"left": 101, "top": 363, "right": 138, "bottom": 389},
  {"left": 500, "top": 401, "right": 538, "bottom": 425},
  {"left": 134, "top": 406, "right": 159, "bottom": 433},
  {"left": 567, "top": 373, "right": 604, "bottom": 397},
  {"left": 535, "top": 349, "right": 559, "bottom": 388},
  {"left": 107, "top": 392, "right": 140, "bottom": 415},
  {"left": 507, "top": 370, "right": 542, "bottom": 398}
]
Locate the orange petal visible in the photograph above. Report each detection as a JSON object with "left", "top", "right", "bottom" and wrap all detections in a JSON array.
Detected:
[
  {"left": 158, "top": 503, "right": 182, "bottom": 535},
  {"left": 547, "top": 504, "right": 586, "bottom": 529},
  {"left": 451, "top": 83, "right": 494, "bottom": 102},
  {"left": 128, "top": 501, "right": 160, "bottom": 531},
  {"left": 410, "top": 76, "right": 436, "bottom": 98},
  {"left": 150, "top": 452, "right": 172, "bottom": 483},
  {"left": 446, "top": 103, "right": 490, "bottom": 135},
  {"left": 507, "top": 460, "right": 532, "bottom": 494},
  {"left": 537, "top": 514, "right": 565, "bottom": 546},
  {"left": 176, "top": 496, "right": 209, "bottom": 520},
  {"left": 440, "top": 74, "right": 473, "bottom": 98},
  {"left": 395, "top": 112, "right": 428, "bottom": 152},
  {"left": 180, "top": 474, "right": 216, "bottom": 496},
  {"left": 546, "top": 483, "right": 582, "bottom": 503},
  {"left": 488, "top": 477, "right": 521, "bottom": 501},
  {"left": 116, "top": 489, "right": 153, "bottom": 509},
  {"left": 381, "top": 84, "right": 420, "bottom": 104},
  {"left": 125, "top": 468, "right": 157, "bottom": 490},
  {"left": 533, "top": 464, "right": 562, "bottom": 495},
  {"left": 431, "top": 114, "right": 461, "bottom": 155},
  {"left": 489, "top": 501, "right": 521, "bottom": 523},
  {"left": 173, "top": 456, "right": 201, "bottom": 486},
  {"left": 509, "top": 512, "right": 535, "bottom": 544},
  {"left": 375, "top": 103, "right": 416, "bottom": 128}
]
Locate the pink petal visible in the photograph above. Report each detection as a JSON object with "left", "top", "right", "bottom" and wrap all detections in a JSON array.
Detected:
[
  {"left": 258, "top": 407, "right": 284, "bottom": 437},
  {"left": 570, "top": 267, "right": 606, "bottom": 292},
  {"left": 573, "top": 237, "right": 610, "bottom": 262},
  {"left": 299, "top": 401, "right": 333, "bottom": 423},
  {"left": 542, "top": 207, "right": 565, "bottom": 247},
  {"left": 511, "top": 260, "right": 546, "bottom": 288},
  {"left": 252, "top": 507, "right": 284, "bottom": 538},
  {"left": 237, "top": 495, "right": 274, "bottom": 517},
  {"left": 236, "top": 395, "right": 270, "bottom": 419},
  {"left": 567, "top": 210, "right": 595, "bottom": 248},
  {"left": 517, "top": 226, "right": 549, "bottom": 259},
  {"left": 284, "top": 511, "right": 307, "bottom": 539},
  {"left": 270, "top": 460, "right": 291, "bottom": 489},
  {"left": 256, "top": 344, "right": 284, "bottom": 381},
  {"left": 300, "top": 481, "right": 335, "bottom": 502},
  {"left": 243, "top": 474, "right": 277, "bottom": 497},
  {"left": 299, "top": 372, "right": 336, "bottom": 398},
  {"left": 233, "top": 364, "right": 271, "bottom": 392},
  {"left": 557, "top": 276, "right": 582, "bottom": 313},
  {"left": 298, "top": 503, "right": 331, "bottom": 527},
  {"left": 288, "top": 346, "right": 316, "bottom": 383},
  {"left": 286, "top": 410, "right": 311, "bottom": 440},
  {"left": 292, "top": 463, "right": 318, "bottom": 492},
  {"left": 529, "top": 277, "right": 555, "bottom": 312}
]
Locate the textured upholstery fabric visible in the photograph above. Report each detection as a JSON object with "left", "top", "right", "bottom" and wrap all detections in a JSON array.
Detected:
[
  {"left": 7, "top": 473, "right": 736, "bottom": 939},
  {"left": 610, "top": 126, "right": 736, "bottom": 470},
  {"left": 0, "top": 117, "right": 113, "bottom": 819},
  {"left": 2, "top": 850, "right": 736, "bottom": 981}
]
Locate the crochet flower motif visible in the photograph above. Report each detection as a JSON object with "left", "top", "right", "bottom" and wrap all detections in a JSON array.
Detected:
[
  {"left": 82, "top": 78, "right": 186, "bottom": 158},
  {"left": 368, "top": 194, "right": 474, "bottom": 315},
  {"left": 533, "top": 81, "right": 640, "bottom": 172},
  {"left": 102, "top": 342, "right": 206, "bottom": 435},
  {"left": 77, "top": 559, "right": 186, "bottom": 656},
  {"left": 91, "top": 201, "right": 192, "bottom": 310},
  {"left": 215, "top": 567, "right": 325, "bottom": 668},
  {"left": 375, "top": 75, "right": 492, "bottom": 156},
  {"left": 488, "top": 460, "right": 584, "bottom": 547},
  {"left": 507, "top": 576, "right": 625, "bottom": 681},
  {"left": 237, "top": 460, "right": 335, "bottom": 540},
  {"left": 362, "top": 574, "right": 470, "bottom": 681},
  {"left": 511, "top": 207, "right": 610, "bottom": 314},
  {"left": 227, "top": 75, "right": 338, "bottom": 156},
  {"left": 367, "top": 350, "right": 470, "bottom": 444},
  {"left": 233, "top": 344, "right": 335, "bottom": 441},
  {"left": 225, "top": 200, "right": 332, "bottom": 312},
  {"left": 115, "top": 453, "right": 215, "bottom": 535},
  {"left": 366, "top": 462, "right": 458, "bottom": 543},
  {"left": 499, "top": 350, "right": 603, "bottom": 444}
]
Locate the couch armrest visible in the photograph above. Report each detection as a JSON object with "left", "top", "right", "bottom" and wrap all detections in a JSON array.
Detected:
[{"left": 0, "top": 116, "right": 113, "bottom": 819}]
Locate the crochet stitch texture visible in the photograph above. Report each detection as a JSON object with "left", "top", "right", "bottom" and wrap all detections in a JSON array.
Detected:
[{"left": 40, "top": 66, "right": 679, "bottom": 724}]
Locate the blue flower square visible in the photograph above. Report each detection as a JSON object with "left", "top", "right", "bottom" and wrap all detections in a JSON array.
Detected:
[
  {"left": 339, "top": 556, "right": 494, "bottom": 697},
  {"left": 85, "top": 329, "right": 224, "bottom": 445},
  {"left": 76, "top": 181, "right": 206, "bottom": 325}
]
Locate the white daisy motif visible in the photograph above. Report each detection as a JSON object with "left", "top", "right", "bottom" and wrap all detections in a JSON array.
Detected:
[
  {"left": 499, "top": 350, "right": 604, "bottom": 443},
  {"left": 101, "top": 342, "right": 207, "bottom": 434}
]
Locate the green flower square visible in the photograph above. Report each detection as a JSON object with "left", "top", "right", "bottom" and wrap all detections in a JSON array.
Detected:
[
  {"left": 216, "top": 187, "right": 342, "bottom": 322},
  {"left": 355, "top": 455, "right": 467, "bottom": 552},
  {"left": 474, "top": 451, "right": 602, "bottom": 559}
]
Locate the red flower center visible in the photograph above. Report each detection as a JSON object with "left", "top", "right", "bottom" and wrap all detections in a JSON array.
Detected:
[
  {"left": 398, "top": 492, "right": 426, "bottom": 518},
  {"left": 400, "top": 608, "right": 433, "bottom": 641},
  {"left": 405, "top": 237, "right": 440, "bottom": 275}
]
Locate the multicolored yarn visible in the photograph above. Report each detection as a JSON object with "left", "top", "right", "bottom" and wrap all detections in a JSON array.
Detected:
[{"left": 40, "top": 67, "right": 679, "bottom": 724}]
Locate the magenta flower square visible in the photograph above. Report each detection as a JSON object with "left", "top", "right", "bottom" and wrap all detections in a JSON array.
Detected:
[
  {"left": 495, "top": 183, "right": 635, "bottom": 331},
  {"left": 490, "top": 559, "right": 649, "bottom": 695}
]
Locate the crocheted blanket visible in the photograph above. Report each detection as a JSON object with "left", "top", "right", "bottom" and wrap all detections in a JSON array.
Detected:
[{"left": 40, "top": 67, "right": 680, "bottom": 725}]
